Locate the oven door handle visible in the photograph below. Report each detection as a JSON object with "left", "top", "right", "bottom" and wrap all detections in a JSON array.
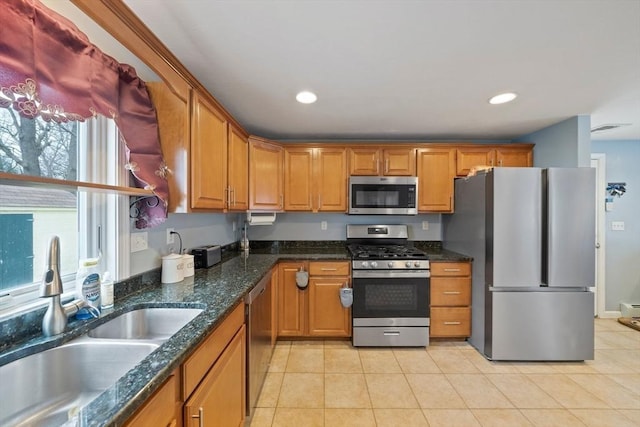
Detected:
[{"left": 352, "top": 270, "right": 430, "bottom": 279}]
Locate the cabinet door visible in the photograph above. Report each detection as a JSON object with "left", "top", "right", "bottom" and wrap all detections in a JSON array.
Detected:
[
  {"left": 249, "top": 138, "right": 283, "bottom": 210},
  {"left": 349, "top": 147, "right": 380, "bottom": 175},
  {"left": 125, "top": 371, "right": 181, "bottom": 427},
  {"left": 308, "top": 277, "right": 351, "bottom": 337},
  {"left": 228, "top": 125, "right": 249, "bottom": 211},
  {"left": 315, "top": 148, "right": 347, "bottom": 212},
  {"left": 383, "top": 148, "right": 416, "bottom": 176},
  {"left": 184, "top": 325, "right": 246, "bottom": 427},
  {"left": 417, "top": 148, "right": 455, "bottom": 212},
  {"left": 191, "top": 92, "right": 228, "bottom": 210},
  {"left": 277, "top": 262, "right": 307, "bottom": 337},
  {"left": 455, "top": 147, "right": 496, "bottom": 176},
  {"left": 495, "top": 148, "right": 533, "bottom": 167},
  {"left": 284, "top": 147, "right": 314, "bottom": 211},
  {"left": 146, "top": 81, "right": 191, "bottom": 213}
]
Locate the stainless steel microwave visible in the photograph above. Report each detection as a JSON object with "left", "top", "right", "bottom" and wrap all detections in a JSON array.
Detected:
[{"left": 349, "top": 176, "right": 418, "bottom": 215}]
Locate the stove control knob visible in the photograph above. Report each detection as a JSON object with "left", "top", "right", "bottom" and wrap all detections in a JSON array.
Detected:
[
  {"left": 414, "top": 261, "right": 421, "bottom": 267},
  {"left": 361, "top": 261, "right": 369, "bottom": 268},
  {"left": 370, "top": 261, "right": 378, "bottom": 268},
  {"left": 405, "top": 262, "right": 412, "bottom": 268},
  {"left": 388, "top": 261, "right": 394, "bottom": 268}
]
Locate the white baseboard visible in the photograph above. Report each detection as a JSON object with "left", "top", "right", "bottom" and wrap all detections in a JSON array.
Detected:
[{"left": 598, "top": 311, "right": 622, "bottom": 319}]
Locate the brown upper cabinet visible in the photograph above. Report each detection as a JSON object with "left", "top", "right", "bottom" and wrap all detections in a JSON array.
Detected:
[
  {"left": 348, "top": 147, "right": 416, "bottom": 176},
  {"left": 456, "top": 144, "right": 533, "bottom": 176},
  {"left": 416, "top": 147, "right": 456, "bottom": 213},
  {"left": 284, "top": 146, "right": 347, "bottom": 212},
  {"left": 249, "top": 137, "right": 284, "bottom": 211},
  {"left": 227, "top": 124, "right": 249, "bottom": 211},
  {"left": 191, "top": 91, "right": 228, "bottom": 210}
]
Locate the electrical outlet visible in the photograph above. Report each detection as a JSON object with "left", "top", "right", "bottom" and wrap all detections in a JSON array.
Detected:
[
  {"left": 232, "top": 221, "right": 236, "bottom": 232},
  {"left": 166, "top": 228, "right": 175, "bottom": 244},
  {"left": 131, "top": 232, "right": 148, "bottom": 252},
  {"left": 611, "top": 221, "right": 625, "bottom": 231},
  {"left": 321, "top": 221, "right": 328, "bottom": 230},
  {"left": 422, "top": 221, "right": 429, "bottom": 230}
]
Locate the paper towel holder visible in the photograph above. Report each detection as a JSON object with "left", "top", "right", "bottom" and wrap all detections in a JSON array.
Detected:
[{"left": 246, "top": 211, "right": 277, "bottom": 226}]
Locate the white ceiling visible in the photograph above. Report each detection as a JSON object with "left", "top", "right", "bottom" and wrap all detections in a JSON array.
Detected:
[{"left": 124, "top": 1, "right": 638, "bottom": 141}]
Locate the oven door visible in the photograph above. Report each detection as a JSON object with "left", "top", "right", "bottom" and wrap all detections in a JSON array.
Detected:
[
  {"left": 349, "top": 176, "right": 417, "bottom": 215},
  {"left": 352, "top": 270, "right": 429, "bottom": 323}
]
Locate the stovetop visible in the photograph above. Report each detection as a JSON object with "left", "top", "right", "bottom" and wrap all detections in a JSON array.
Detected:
[{"left": 347, "top": 244, "right": 428, "bottom": 260}]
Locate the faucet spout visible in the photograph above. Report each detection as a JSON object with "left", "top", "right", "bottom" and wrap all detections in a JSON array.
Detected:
[
  {"left": 40, "top": 236, "right": 63, "bottom": 297},
  {"left": 40, "top": 236, "right": 67, "bottom": 336}
]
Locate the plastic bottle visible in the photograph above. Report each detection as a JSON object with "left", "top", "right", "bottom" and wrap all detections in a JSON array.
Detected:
[
  {"left": 76, "top": 258, "right": 101, "bottom": 319},
  {"left": 100, "top": 271, "right": 114, "bottom": 309}
]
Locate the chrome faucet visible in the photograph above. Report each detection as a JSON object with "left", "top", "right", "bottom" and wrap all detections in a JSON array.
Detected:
[{"left": 39, "top": 236, "right": 99, "bottom": 337}]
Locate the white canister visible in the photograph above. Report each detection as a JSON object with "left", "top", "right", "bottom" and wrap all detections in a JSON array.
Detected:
[
  {"left": 182, "top": 253, "right": 195, "bottom": 277},
  {"left": 161, "top": 253, "right": 184, "bottom": 283}
]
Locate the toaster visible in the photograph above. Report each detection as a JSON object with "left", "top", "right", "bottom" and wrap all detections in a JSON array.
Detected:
[{"left": 191, "top": 245, "right": 221, "bottom": 268}]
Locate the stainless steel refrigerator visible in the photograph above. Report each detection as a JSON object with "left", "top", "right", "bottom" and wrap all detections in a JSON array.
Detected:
[{"left": 443, "top": 167, "right": 595, "bottom": 361}]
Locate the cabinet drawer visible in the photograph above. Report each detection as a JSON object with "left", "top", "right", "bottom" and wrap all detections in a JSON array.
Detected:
[
  {"left": 182, "top": 302, "right": 244, "bottom": 399},
  {"left": 430, "top": 262, "right": 471, "bottom": 277},
  {"left": 430, "top": 307, "right": 471, "bottom": 337},
  {"left": 309, "top": 261, "right": 350, "bottom": 276},
  {"left": 431, "top": 277, "right": 471, "bottom": 306}
]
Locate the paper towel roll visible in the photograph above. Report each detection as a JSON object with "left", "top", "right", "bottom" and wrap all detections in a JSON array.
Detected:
[{"left": 246, "top": 211, "right": 276, "bottom": 226}]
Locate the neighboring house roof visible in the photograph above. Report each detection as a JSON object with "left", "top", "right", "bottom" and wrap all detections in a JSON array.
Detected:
[{"left": 0, "top": 185, "right": 76, "bottom": 209}]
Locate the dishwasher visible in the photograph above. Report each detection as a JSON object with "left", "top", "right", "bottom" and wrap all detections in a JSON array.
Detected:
[{"left": 244, "top": 273, "right": 275, "bottom": 419}]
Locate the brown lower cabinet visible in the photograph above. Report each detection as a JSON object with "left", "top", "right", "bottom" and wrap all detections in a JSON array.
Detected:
[
  {"left": 430, "top": 261, "right": 472, "bottom": 338},
  {"left": 124, "top": 302, "right": 246, "bottom": 427},
  {"left": 278, "top": 261, "right": 351, "bottom": 338}
]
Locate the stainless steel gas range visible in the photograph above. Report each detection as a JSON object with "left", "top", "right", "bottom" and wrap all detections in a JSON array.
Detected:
[{"left": 347, "top": 224, "right": 430, "bottom": 347}]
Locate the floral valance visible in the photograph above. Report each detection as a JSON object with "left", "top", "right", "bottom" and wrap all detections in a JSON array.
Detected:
[{"left": 0, "top": 0, "right": 169, "bottom": 228}]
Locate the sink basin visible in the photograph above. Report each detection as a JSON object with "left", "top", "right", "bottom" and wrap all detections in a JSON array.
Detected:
[
  {"left": 0, "top": 339, "right": 158, "bottom": 427},
  {"left": 88, "top": 307, "right": 203, "bottom": 341}
]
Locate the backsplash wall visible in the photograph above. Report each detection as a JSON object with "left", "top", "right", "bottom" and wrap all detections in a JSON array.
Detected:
[{"left": 246, "top": 213, "right": 442, "bottom": 241}]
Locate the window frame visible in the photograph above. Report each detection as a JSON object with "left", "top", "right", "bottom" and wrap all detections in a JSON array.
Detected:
[{"left": 0, "top": 115, "right": 130, "bottom": 317}]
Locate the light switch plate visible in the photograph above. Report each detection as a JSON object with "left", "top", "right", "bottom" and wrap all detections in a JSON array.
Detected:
[
  {"left": 131, "top": 232, "right": 148, "bottom": 252},
  {"left": 611, "top": 221, "right": 625, "bottom": 231}
]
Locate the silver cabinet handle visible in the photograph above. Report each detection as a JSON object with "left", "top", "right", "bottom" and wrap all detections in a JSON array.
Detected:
[
  {"left": 443, "top": 268, "right": 461, "bottom": 272},
  {"left": 383, "top": 330, "right": 400, "bottom": 336},
  {"left": 443, "top": 321, "right": 461, "bottom": 325},
  {"left": 443, "top": 291, "right": 461, "bottom": 295},
  {"left": 191, "top": 407, "right": 204, "bottom": 427},
  {"left": 321, "top": 268, "right": 337, "bottom": 271},
  {"left": 280, "top": 194, "right": 283, "bottom": 208},
  {"left": 385, "top": 158, "right": 389, "bottom": 174},
  {"left": 232, "top": 186, "right": 236, "bottom": 206}
]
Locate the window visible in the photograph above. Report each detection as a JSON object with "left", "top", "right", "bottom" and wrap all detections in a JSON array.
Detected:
[{"left": 0, "top": 110, "right": 128, "bottom": 314}]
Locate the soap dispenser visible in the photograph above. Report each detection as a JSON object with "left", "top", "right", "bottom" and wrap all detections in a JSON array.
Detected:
[{"left": 240, "top": 224, "right": 249, "bottom": 251}]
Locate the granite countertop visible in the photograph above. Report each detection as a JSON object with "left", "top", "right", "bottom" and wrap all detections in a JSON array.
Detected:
[
  {"left": 0, "top": 244, "right": 469, "bottom": 426},
  {"left": 0, "top": 250, "right": 349, "bottom": 427}
]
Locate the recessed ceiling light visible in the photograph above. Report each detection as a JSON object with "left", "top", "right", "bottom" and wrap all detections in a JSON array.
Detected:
[
  {"left": 296, "top": 91, "right": 317, "bottom": 104},
  {"left": 489, "top": 92, "right": 517, "bottom": 105}
]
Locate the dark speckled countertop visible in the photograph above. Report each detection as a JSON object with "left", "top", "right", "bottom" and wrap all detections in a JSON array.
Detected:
[{"left": 0, "top": 245, "right": 469, "bottom": 426}]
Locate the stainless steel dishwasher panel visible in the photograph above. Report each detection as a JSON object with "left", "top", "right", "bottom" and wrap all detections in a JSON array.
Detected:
[{"left": 245, "top": 273, "right": 275, "bottom": 418}]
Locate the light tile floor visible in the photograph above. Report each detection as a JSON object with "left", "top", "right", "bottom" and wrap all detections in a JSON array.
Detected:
[{"left": 250, "top": 319, "right": 640, "bottom": 427}]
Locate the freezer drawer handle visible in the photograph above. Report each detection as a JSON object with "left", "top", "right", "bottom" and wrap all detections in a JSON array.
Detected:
[
  {"left": 443, "top": 291, "right": 461, "bottom": 295},
  {"left": 383, "top": 330, "right": 400, "bottom": 336},
  {"left": 443, "top": 268, "right": 461, "bottom": 272},
  {"left": 443, "top": 321, "right": 461, "bottom": 325}
]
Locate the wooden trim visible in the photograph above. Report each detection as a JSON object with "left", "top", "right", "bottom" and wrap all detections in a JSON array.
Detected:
[{"left": 0, "top": 172, "right": 154, "bottom": 197}]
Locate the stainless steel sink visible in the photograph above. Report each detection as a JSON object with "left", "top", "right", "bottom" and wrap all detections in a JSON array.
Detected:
[
  {"left": 88, "top": 308, "right": 203, "bottom": 341},
  {"left": 0, "top": 339, "right": 159, "bottom": 427}
]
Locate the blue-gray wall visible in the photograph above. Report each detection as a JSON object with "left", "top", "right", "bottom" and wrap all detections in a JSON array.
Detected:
[
  {"left": 247, "top": 213, "right": 441, "bottom": 241},
  {"left": 591, "top": 140, "right": 640, "bottom": 311},
  {"left": 517, "top": 115, "right": 591, "bottom": 167}
]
